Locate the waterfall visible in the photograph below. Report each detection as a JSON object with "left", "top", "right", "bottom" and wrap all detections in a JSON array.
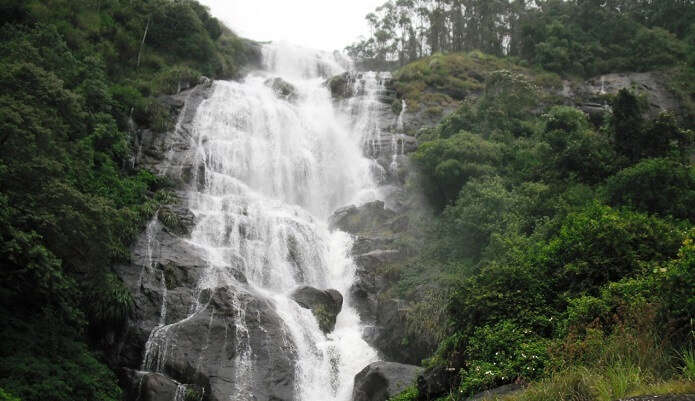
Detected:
[{"left": 138, "top": 42, "right": 391, "bottom": 400}]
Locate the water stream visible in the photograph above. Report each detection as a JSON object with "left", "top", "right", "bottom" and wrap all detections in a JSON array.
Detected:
[{"left": 141, "top": 43, "right": 396, "bottom": 400}]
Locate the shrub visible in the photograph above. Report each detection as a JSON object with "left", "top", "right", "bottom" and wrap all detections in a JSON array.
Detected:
[
  {"left": 540, "top": 106, "right": 617, "bottom": 184},
  {"left": 459, "top": 321, "right": 549, "bottom": 396},
  {"left": 605, "top": 158, "right": 695, "bottom": 221},
  {"left": 533, "top": 203, "right": 682, "bottom": 296}
]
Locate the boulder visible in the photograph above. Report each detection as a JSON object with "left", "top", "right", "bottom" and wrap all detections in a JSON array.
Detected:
[
  {"left": 329, "top": 201, "right": 397, "bottom": 234},
  {"left": 265, "top": 77, "right": 298, "bottom": 102},
  {"left": 291, "top": 286, "right": 343, "bottom": 333},
  {"left": 141, "top": 286, "right": 297, "bottom": 401},
  {"left": 352, "top": 362, "right": 423, "bottom": 401},
  {"left": 327, "top": 72, "right": 356, "bottom": 99},
  {"left": 126, "top": 371, "right": 179, "bottom": 401}
]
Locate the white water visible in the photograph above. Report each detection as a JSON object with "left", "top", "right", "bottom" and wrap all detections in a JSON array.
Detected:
[{"left": 173, "top": 43, "right": 385, "bottom": 400}]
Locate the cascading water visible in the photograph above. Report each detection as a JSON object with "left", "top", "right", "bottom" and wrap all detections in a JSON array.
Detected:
[{"left": 139, "top": 42, "right": 395, "bottom": 401}]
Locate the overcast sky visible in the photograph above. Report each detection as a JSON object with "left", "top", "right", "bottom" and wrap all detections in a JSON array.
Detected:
[{"left": 198, "top": 0, "right": 383, "bottom": 51}]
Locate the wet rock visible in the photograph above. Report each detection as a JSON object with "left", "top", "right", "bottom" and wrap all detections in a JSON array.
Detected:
[
  {"left": 135, "top": 84, "right": 213, "bottom": 182},
  {"left": 355, "top": 250, "right": 401, "bottom": 271},
  {"left": 157, "top": 204, "right": 196, "bottom": 236},
  {"left": 329, "top": 201, "right": 397, "bottom": 234},
  {"left": 265, "top": 77, "right": 298, "bottom": 102},
  {"left": 122, "top": 370, "right": 179, "bottom": 401},
  {"left": 365, "top": 134, "right": 418, "bottom": 155},
  {"left": 199, "top": 75, "right": 212, "bottom": 88},
  {"left": 350, "top": 250, "right": 401, "bottom": 323},
  {"left": 143, "top": 286, "right": 297, "bottom": 401},
  {"left": 352, "top": 236, "right": 398, "bottom": 255},
  {"left": 291, "top": 286, "right": 344, "bottom": 333},
  {"left": 560, "top": 72, "right": 681, "bottom": 118},
  {"left": 112, "top": 219, "right": 208, "bottom": 368},
  {"left": 327, "top": 72, "right": 356, "bottom": 99},
  {"left": 352, "top": 362, "right": 423, "bottom": 401}
]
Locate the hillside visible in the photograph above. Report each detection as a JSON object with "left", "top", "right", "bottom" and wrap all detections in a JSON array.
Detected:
[
  {"left": 0, "top": 1, "right": 693, "bottom": 401},
  {"left": 341, "top": 27, "right": 695, "bottom": 401},
  {"left": 0, "top": 1, "right": 257, "bottom": 400}
]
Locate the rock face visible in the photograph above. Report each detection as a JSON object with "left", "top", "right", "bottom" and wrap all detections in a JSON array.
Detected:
[
  {"left": 123, "top": 371, "right": 179, "bottom": 401},
  {"left": 561, "top": 72, "right": 681, "bottom": 119},
  {"left": 134, "top": 85, "right": 211, "bottom": 186},
  {"left": 352, "top": 362, "right": 423, "bottom": 401},
  {"left": 330, "top": 201, "right": 397, "bottom": 234},
  {"left": 291, "top": 286, "right": 344, "bottom": 333},
  {"left": 144, "top": 286, "right": 297, "bottom": 401},
  {"left": 111, "top": 83, "right": 298, "bottom": 401},
  {"left": 327, "top": 72, "right": 419, "bottom": 189},
  {"left": 329, "top": 200, "right": 434, "bottom": 365}
]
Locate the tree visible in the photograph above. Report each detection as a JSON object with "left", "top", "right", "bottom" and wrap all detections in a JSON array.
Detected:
[
  {"left": 605, "top": 158, "right": 695, "bottom": 221},
  {"left": 540, "top": 106, "right": 618, "bottom": 183}
]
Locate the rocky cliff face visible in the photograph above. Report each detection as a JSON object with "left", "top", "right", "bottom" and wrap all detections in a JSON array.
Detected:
[
  {"left": 112, "top": 84, "right": 298, "bottom": 401},
  {"left": 329, "top": 72, "right": 418, "bottom": 197},
  {"left": 560, "top": 71, "right": 681, "bottom": 119}
]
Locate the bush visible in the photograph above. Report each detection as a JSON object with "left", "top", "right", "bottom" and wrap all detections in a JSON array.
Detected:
[
  {"left": 413, "top": 132, "right": 503, "bottom": 208},
  {"left": 459, "top": 321, "right": 549, "bottom": 396},
  {"left": 441, "top": 176, "right": 520, "bottom": 259},
  {"left": 605, "top": 158, "right": 695, "bottom": 221},
  {"left": 533, "top": 203, "right": 682, "bottom": 296},
  {"left": 154, "top": 65, "right": 201, "bottom": 95},
  {"left": 540, "top": 106, "right": 617, "bottom": 184}
]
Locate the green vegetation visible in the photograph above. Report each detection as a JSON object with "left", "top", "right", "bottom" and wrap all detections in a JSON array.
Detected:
[
  {"left": 0, "top": 1, "right": 254, "bottom": 400},
  {"left": 387, "top": 67, "right": 694, "bottom": 400},
  {"left": 349, "top": 0, "right": 693, "bottom": 78}
]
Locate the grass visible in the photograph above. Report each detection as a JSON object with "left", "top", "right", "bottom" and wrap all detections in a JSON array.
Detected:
[
  {"left": 479, "top": 319, "right": 695, "bottom": 401},
  {"left": 679, "top": 347, "right": 695, "bottom": 381},
  {"left": 391, "top": 51, "right": 562, "bottom": 113},
  {"left": 492, "top": 367, "right": 695, "bottom": 401}
]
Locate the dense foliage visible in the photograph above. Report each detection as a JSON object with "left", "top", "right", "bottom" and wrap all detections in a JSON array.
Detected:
[
  {"left": 0, "top": 1, "right": 254, "bottom": 399},
  {"left": 387, "top": 69, "right": 694, "bottom": 400},
  {"left": 348, "top": 0, "right": 693, "bottom": 77}
]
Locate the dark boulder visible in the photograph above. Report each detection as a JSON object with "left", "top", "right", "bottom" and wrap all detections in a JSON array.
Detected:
[
  {"left": 327, "top": 72, "right": 356, "bottom": 99},
  {"left": 140, "top": 286, "right": 297, "bottom": 401},
  {"left": 291, "top": 286, "right": 343, "bottom": 333},
  {"left": 353, "top": 362, "right": 423, "bottom": 401},
  {"left": 124, "top": 371, "right": 178, "bottom": 401},
  {"left": 265, "top": 77, "right": 298, "bottom": 102}
]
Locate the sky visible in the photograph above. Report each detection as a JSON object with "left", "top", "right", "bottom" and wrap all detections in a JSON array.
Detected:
[{"left": 198, "top": 0, "right": 383, "bottom": 51}]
